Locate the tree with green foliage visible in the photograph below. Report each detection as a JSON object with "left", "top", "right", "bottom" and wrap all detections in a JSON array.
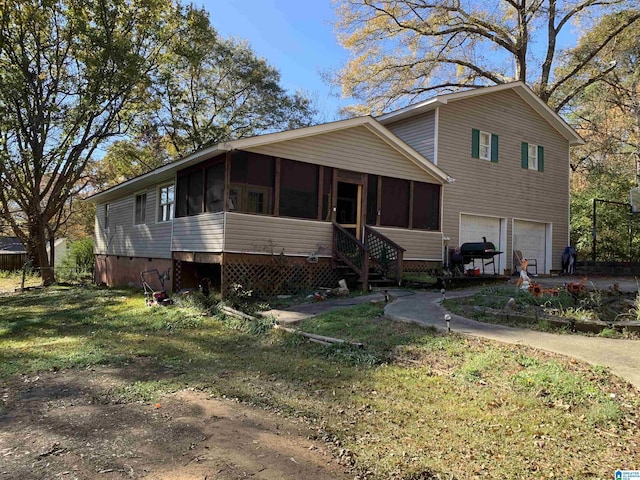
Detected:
[
  {"left": 560, "top": 13, "right": 640, "bottom": 260},
  {"left": 332, "top": 0, "right": 640, "bottom": 114},
  {"left": 146, "top": 6, "right": 315, "bottom": 158},
  {"left": 94, "top": 6, "right": 317, "bottom": 191},
  {"left": 57, "top": 237, "right": 94, "bottom": 281},
  {"left": 92, "top": 128, "right": 171, "bottom": 189},
  {"left": 0, "top": 0, "right": 175, "bottom": 284}
]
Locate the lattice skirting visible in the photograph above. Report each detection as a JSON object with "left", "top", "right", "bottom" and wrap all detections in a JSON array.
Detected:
[
  {"left": 174, "top": 260, "right": 182, "bottom": 291},
  {"left": 223, "top": 253, "right": 341, "bottom": 297}
]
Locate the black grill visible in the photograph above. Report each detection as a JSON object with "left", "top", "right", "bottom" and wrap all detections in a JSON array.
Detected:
[
  {"left": 460, "top": 238, "right": 497, "bottom": 261},
  {"left": 457, "top": 237, "right": 502, "bottom": 274}
]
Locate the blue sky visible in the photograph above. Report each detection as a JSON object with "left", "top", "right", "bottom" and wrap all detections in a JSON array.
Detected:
[
  {"left": 194, "top": 1, "right": 585, "bottom": 122},
  {"left": 197, "top": 0, "right": 351, "bottom": 121}
]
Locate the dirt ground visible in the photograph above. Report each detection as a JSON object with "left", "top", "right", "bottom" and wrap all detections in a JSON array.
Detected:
[{"left": 0, "top": 368, "right": 353, "bottom": 480}]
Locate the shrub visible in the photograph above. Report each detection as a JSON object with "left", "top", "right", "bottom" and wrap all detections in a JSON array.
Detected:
[
  {"left": 57, "top": 238, "right": 94, "bottom": 281},
  {"left": 224, "top": 283, "right": 269, "bottom": 315}
]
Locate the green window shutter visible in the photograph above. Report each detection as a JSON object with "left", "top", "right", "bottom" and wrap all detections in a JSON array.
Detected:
[
  {"left": 537, "top": 145, "right": 544, "bottom": 172},
  {"left": 490, "top": 134, "right": 499, "bottom": 162},
  {"left": 471, "top": 129, "right": 480, "bottom": 158},
  {"left": 521, "top": 142, "right": 529, "bottom": 169}
]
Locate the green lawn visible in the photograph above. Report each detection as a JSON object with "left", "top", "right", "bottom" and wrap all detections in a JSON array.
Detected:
[
  {"left": 1, "top": 286, "right": 638, "bottom": 478},
  {"left": 0, "top": 271, "right": 41, "bottom": 292}
]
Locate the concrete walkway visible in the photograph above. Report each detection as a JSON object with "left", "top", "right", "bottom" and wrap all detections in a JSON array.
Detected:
[
  {"left": 268, "top": 278, "right": 640, "bottom": 390},
  {"left": 266, "top": 291, "right": 394, "bottom": 324},
  {"left": 385, "top": 288, "right": 640, "bottom": 390}
]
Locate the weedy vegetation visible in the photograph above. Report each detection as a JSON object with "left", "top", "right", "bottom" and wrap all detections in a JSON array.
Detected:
[
  {"left": 0, "top": 286, "right": 638, "bottom": 478},
  {"left": 444, "top": 284, "right": 640, "bottom": 337}
]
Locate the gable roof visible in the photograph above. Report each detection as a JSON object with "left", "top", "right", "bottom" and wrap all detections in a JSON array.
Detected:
[
  {"left": 87, "top": 116, "right": 452, "bottom": 204},
  {"left": 376, "top": 81, "right": 584, "bottom": 146}
]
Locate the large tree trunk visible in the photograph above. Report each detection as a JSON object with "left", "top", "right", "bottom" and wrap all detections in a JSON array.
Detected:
[
  {"left": 49, "top": 235, "right": 55, "bottom": 268},
  {"left": 29, "top": 219, "right": 55, "bottom": 286}
]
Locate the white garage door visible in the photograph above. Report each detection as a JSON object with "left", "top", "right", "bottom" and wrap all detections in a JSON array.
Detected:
[
  {"left": 513, "top": 220, "right": 546, "bottom": 273},
  {"left": 460, "top": 214, "right": 503, "bottom": 272},
  {"left": 460, "top": 214, "right": 500, "bottom": 246}
]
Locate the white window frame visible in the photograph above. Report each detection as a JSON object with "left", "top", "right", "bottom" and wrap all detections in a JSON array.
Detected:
[
  {"left": 479, "top": 131, "right": 491, "bottom": 160},
  {"left": 104, "top": 204, "right": 110, "bottom": 230},
  {"left": 157, "top": 183, "right": 175, "bottom": 223},
  {"left": 134, "top": 192, "right": 147, "bottom": 225},
  {"left": 528, "top": 144, "right": 539, "bottom": 170}
]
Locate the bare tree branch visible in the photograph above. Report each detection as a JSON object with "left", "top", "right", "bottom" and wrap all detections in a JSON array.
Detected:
[{"left": 333, "top": 0, "right": 640, "bottom": 112}]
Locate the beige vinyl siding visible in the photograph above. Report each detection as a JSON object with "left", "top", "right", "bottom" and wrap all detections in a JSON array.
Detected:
[
  {"left": 171, "top": 212, "right": 225, "bottom": 252},
  {"left": 247, "top": 125, "right": 439, "bottom": 183},
  {"left": 436, "top": 89, "right": 569, "bottom": 271},
  {"left": 94, "top": 188, "right": 172, "bottom": 259},
  {"left": 94, "top": 205, "right": 107, "bottom": 253},
  {"left": 224, "top": 212, "right": 333, "bottom": 256},
  {"left": 374, "top": 227, "right": 442, "bottom": 260},
  {"left": 385, "top": 111, "right": 436, "bottom": 163}
]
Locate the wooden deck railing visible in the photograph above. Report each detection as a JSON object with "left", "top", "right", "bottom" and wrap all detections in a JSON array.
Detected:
[
  {"left": 364, "top": 225, "right": 405, "bottom": 284},
  {"left": 332, "top": 223, "right": 369, "bottom": 291}
]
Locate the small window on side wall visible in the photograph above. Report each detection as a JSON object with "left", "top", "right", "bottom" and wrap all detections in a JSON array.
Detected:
[
  {"left": 521, "top": 142, "right": 544, "bottom": 172},
  {"left": 134, "top": 193, "right": 146, "bottom": 225},
  {"left": 104, "top": 204, "right": 110, "bottom": 229},
  {"left": 158, "top": 184, "right": 174, "bottom": 222},
  {"left": 472, "top": 129, "right": 499, "bottom": 162}
]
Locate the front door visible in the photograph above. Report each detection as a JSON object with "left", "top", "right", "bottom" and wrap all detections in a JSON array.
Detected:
[{"left": 337, "top": 181, "right": 362, "bottom": 239}]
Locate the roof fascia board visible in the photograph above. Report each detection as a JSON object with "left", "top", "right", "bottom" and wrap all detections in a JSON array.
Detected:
[
  {"left": 376, "top": 98, "right": 445, "bottom": 123},
  {"left": 220, "top": 116, "right": 373, "bottom": 150},
  {"left": 232, "top": 116, "right": 450, "bottom": 183},
  {"left": 86, "top": 146, "right": 225, "bottom": 203},
  {"left": 87, "top": 117, "right": 396, "bottom": 204},
  {"left": 376, "top": 81, "right": 584, "bottom": 145},
  {"left": 88, "top": 114, "right": 453, "bottom": 205},
  {"left": 510, "top": 86, "right": 585, "bottom": 145}
]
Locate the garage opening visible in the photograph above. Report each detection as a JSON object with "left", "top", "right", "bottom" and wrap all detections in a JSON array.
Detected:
[
  {"left": 459, "top": 214, "right": 507, "bottom": 274},
  {"left": 513, "top": 220, "right": 550, "bottom": 274}
]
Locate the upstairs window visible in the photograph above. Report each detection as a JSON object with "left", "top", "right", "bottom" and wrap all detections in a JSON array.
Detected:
[
  {"left": 134, "top": 193, "right": 146, "bottom": 225},
  {"left": 158, "top": 184, "right": 174, "bottom": 222},
  {"left": 480, "top": 131, "right": 491, "bottom": 159},
  {"left": 521, "top": 142, "right": 544, "bottom": 172},
  {"left": 472, "top": 129, "right": 499, "bottom": 162},
  {"left": 528, "top": 144, "right": 538, "bottom": 170}
]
